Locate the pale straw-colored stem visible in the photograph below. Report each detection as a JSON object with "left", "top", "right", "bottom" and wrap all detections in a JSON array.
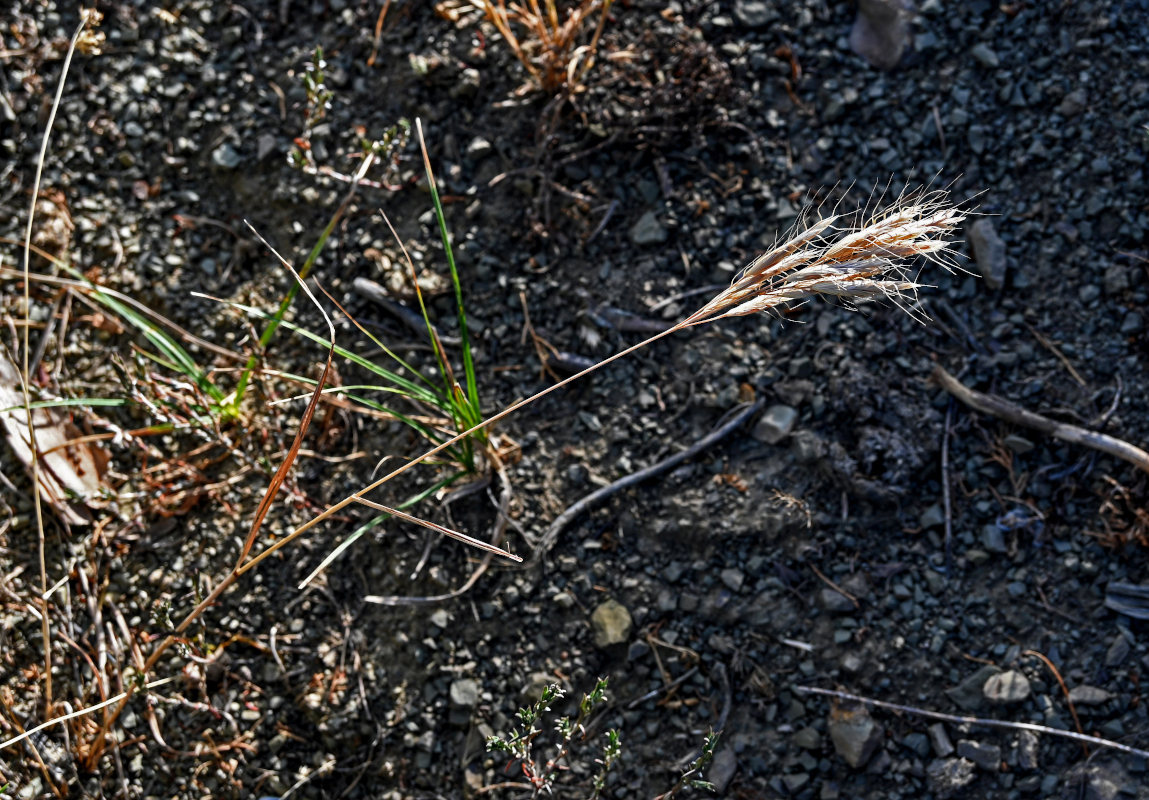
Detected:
[{"left": 236, "top": 321, "right": 685, "bottom": 574}]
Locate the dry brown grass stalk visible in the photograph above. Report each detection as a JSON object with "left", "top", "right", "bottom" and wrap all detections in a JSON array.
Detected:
[{"left": 248, "top": 189, "right": 967, "bottom": 572}]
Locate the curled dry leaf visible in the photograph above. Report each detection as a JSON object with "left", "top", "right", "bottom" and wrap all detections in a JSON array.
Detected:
[{"left": 0, "top": 355, "right": 110, "bottom": 526}]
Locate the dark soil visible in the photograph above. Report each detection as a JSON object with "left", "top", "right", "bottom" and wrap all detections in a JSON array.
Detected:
[{"left": 2, "top": 1, "right": 1149, "bottom": 798}]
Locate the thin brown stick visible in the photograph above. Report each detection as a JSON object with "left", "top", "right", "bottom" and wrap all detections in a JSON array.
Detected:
[
  {"left": 365, "top": 463, "right": 514, "bottom": 605},
  {"left": 1023, "top": 649, "right": 1086, "bottom": 756},
  {"left": 794, "top": 685, "right": 1149, "bottom": 759},
  {"left": 931, "top": 365, "right": 1149, "bottom": 475},
  {"left": 366, "top": 0, "right": 392, "bottom": 68},
  {"left": 941, "top": 401, "right": 954, "bottom": 571},
  {"left": 809, "top": 563, "right": 859, "bottom": 608}
]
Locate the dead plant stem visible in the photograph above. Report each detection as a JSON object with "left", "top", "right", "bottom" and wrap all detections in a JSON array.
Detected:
[
  {"left": 237, "top": 322, "right": 684, "bottom": 575},
  {"left": 20, "top": 11, "right": 90, "bottom": 713}
]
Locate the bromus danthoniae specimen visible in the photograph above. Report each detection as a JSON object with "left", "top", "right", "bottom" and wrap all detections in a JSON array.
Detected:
[{"left": 243, "top": 184, "right": 967, "bottom": 575}]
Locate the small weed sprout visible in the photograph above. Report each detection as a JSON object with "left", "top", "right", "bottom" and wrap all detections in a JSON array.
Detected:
[
  {"left": 289, "top": 45, "right": 335, "bottom": 171},
  {"left": 487, "top": 678, "right": 620, "bottom": 796}
]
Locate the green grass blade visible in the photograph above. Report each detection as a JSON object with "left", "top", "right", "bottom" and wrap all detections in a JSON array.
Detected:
[
  {"left": 219, "top": 300, "right": 449, "bottom": 408},
  {"left": 420, "top": 130, "right": 482, "bottom": 426},
  {"left": 0, "top": 397, "right": 128, "bottom": 412}
]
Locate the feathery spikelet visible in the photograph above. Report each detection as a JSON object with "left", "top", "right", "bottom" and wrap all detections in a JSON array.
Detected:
[{"left": 683, "top": 189, "right": 967, "bottom": 327}]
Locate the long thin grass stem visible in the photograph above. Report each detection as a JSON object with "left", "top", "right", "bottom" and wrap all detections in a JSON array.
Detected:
[
  {"left": 236, "top": 322, "right": 684, "bottom": 574},
  {"left": 19, "top": 10, "right": 93, "bottom": 713}
]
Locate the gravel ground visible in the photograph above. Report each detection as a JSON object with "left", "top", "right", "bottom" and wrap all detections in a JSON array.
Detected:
[{"left": 2, "top": 0, "right": 1149, "bottom": 798}]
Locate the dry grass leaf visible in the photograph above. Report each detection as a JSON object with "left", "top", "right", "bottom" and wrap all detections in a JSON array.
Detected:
[{"left": 0, "top": 354, "right": 110, "bottom": 526}]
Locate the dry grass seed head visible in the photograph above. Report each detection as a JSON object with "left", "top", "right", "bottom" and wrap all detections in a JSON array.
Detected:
[{"left": 685, "top": 190, "right": 967, "bottom": 326}]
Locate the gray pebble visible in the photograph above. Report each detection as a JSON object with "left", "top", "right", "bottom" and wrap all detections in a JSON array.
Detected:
[
  {"left": 928, "top": 723, "right": 954, "bottom": 757},
  {"left": 828, "top": 704, "right": 884, "bottom": 767},
  {"left": 983, "top": 670, "right": 1031, "bottom": 704},
  {"left": 956, "top": 739, "right": 1001, "bottom": 771},
  {"left": 970, "top": 43, "right": 1000, "bottom": 68},
  {"left": 590, "top": 599, "right": 633, "bottom": 649},
  {"left": 1067, "top": 685, "right": 1112, "bottom": 706},
  {"left": 629, "top": 211, "right": 668, "bottom": 246},
  {"left": 968, "top": 219, "right": 1007, "bottom": 290},
  {"left": 1105, "top": 635, "right": 1131, "bottom": 667},
  {"left": 211, "top": 143, "right": 242, "bottom": 170},
  {"left": 752, "top": 404, "right": 798, "bottom": 445},
  {"left": 926, "top": 758, "right": 976, "bottom": 799}
]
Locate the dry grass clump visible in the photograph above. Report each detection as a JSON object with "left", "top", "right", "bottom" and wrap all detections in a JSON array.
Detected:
[{"left": 472, "top": 0, "right": 614, "bottom": 92}]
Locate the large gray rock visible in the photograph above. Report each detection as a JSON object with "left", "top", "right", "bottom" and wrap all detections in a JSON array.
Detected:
[
  {"left": 983, "top": 670, "right": 1031, "bottom": 705},
  {"left": 946, "top": 665, "right": 1000, "bottom": 711},
  {"left": 969, "top": 218, "right": 1008, "bottom": 289},
  {"left": 629, "top": 211, "right": 668, "bottom": 246},
  {"left": 828, "top": 704, "right": 884, "bottom": 768},
  {"left": 590, "top": 599, "right": 633, "bottom": 649},
  {"left": 850, "top": 0, "right": 915, "bottom": 71},
  {"left": 752, "top": 404, "right": 798, "bottom": 445}
]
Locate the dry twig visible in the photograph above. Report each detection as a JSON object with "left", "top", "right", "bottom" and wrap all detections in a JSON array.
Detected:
[
  {"left": 795, "top": 685, "right": 1149, "bottom": 759},
  {"left": 931, "top": 365, "right": 1149, "bottom": 476}
]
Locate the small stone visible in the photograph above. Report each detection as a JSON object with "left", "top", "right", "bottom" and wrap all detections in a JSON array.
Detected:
[
  {"left": 1057, "top": 88, "right": 1087, "bottom": 116},
  {"left": 926, "top": 758, "right": 977, "bottom": 799},
  {"left": 956, "top": 739, "right": 1001, "bottom": 771},
  {"left": 257, "top": 133, "right": 278, "bottom": 161},
  {"left": 793, "top": 726, "right": 822, "bottom": 750},
  {"left": 970, "top": 43, "right": 1000, "bottom": 67},
  {"left": 902, "top": 732, "right": 930, "bottom": 757},
  {"left": 840, "top": 652, "right": 865, "bottom": 674},
  {"left": 816, "top": 587, "right": 856, "bottom": 614},
  {"left": 1120, "top": 312, "right": 1143, "bottom": 335},
  {"left": 968, "top": 219, "right": 1007, "bottom": 289},
  {"left": 980, "top": 524, "right": 1008, "bottom": 554},
  {"left": 983, "top": 670, "right": 1031, "bottom": 704},
  {"left": 629, "top": 211, "right": 668, "bottom": 245},
  {"left": 928, "top": 723, "right": 954, "bottom": 757},
  {"left": 1103, "top": 264, "right": 1131, "bottom": 294},
  {"left": 1105, "top": 635, "right": 1131, "bottom": 667},
  {"left": 752, "top": 404, "right": 799, "bottom": 445},
  {"left": 1066, "top": 686, "right": 1113, "bottom": 711},
  {"left": 720, "top": 568, "right": 745, "bottom": 591},
  {"left": 1017, "top": 730, "right": 1039, "bottom": 770},
  {"left": 466, "top": 136, "right": 493, "bottom": 158},
  {"left": 590, "top": 599, "right": 633, "bottom": 649},
  {"left": 920, "top": 503, "right": 945, "bottom": 529},
  {"left": 429, "top": 608, "right": 450, "bottom": 628},
  {"left": 850, "top": 0, "right": 914, "bottom": 71},
  {"left": 733, "top": 0, "right": 775, "bottom": 27},
  {"left": 947, "top": 665, "right": 1000, "bottom": 711},
  {"left": 450, "top": 67, "right": 481, "bottom": 98},
  {"left": 211, "top": 143, "right": 242, "bottom": 170},
  {"left": 449, "top": 678, "right": 480, "bottom": 709},
  {"left": 828, "top": 703, "right": 884, "bottom": 768},
  {"left": 782, "top": 773, "right": 810, "bottom": 792}
]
